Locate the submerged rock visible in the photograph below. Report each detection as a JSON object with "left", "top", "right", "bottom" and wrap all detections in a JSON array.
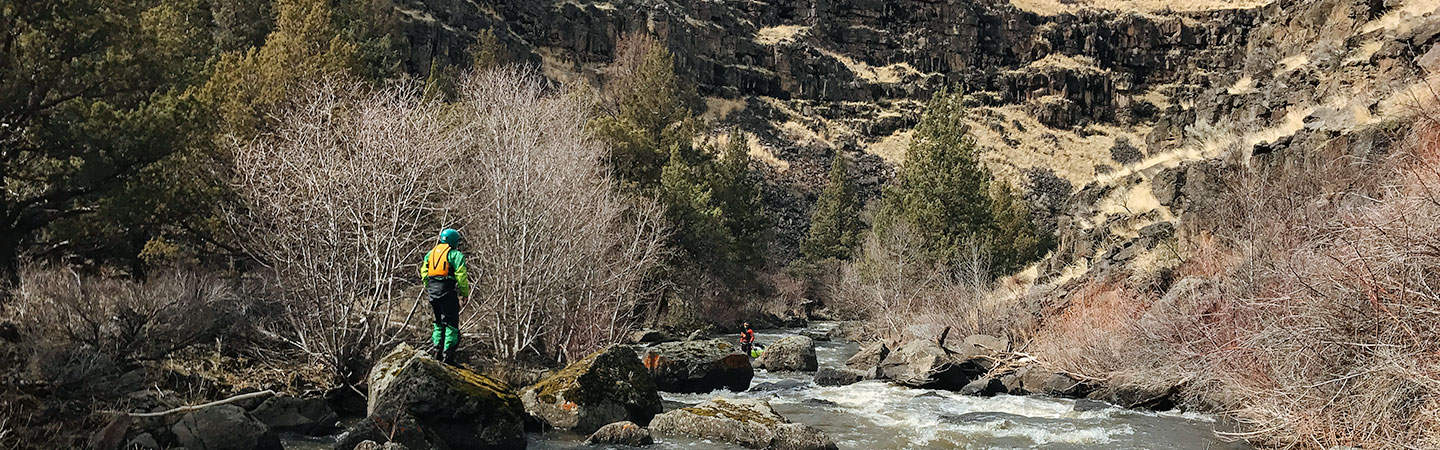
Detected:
[
  {"left": 520, "top": 345, "right": 662, "bottom": 433},
  {"left": 337, "top": 343, "right": 526, "bottom": 450},
  {"left": 649, "top": 398, "right": 836, "bottom": 450},
  {"left": 584, "top": 421, "right": 654, "bottom": 446},
  {"left": 813, "top": 367, "right": 866, "bottom": 387},
  {"left": 640, "top": 339, "right": 754, "bottom": 393},
  {"left": 749, "top": 379, "right": 809, "bottom": 392},
  {"left": 756, "top": 335, "right": 818, "bottom": 372}
]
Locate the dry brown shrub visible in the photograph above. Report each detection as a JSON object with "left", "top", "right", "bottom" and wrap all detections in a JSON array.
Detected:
[
  {"left": 8, "top": 266, "right": 243, "bottom": 386},
  {"left": 835, "top": 220, "right": 1037, "bottom": 341}
]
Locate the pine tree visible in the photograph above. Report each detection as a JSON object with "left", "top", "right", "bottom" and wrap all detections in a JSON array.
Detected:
[
  {"left": 712, "top": 130, "right": 770, "bottom": 267},
  {"left": 802, "top": 154, "right": 862, "bottom": 261},
  {"left": 202, "top": 0, "right": 360, "bottom": 137},
  {"left": 590, "top": 32, "right": 693, "bottom": 190},
  {"left": 590, "top": 33, "right": 769, "bottom": 275},
  {"left": 873, "top": 88, "right": 1050, "bottom": 277}
]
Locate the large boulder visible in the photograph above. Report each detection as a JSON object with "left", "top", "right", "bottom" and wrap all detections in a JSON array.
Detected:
[
  {"left": 170, "top": 405, "right": 281, "bottom": 450},
  {"left": 813, "top": 367, "right": 866, "bottom": 387},
  {"left": 649, "top": 399, "right": 836, "bottom": 450},
  {"left": 584, "top": 421, "right": 654, "bottom": 446},
  {"left": 627, "top": 329, "right": 670, "bottom": 344},
  {"left": 844, "top": 341, "right": 889, "bottom": 372},
  {"left": 876, "top": 337, "right": 996, "bottom": 390},
  {"left": 337, "top": 344, "right": 526, "bottom": 450},
  {"left": 520, "top": 345, "right": 662, "bottom": 433},
  {"left": 756, "top": 335, "right": 818, "bottom": 372},
  {"left": 1087, "top": 382, "right": 1180, "bottom": 410},
  {"left": 1003, "top": 366, "right": 1097, "bottom": 398},
  {"left": 249, "top": 395, "right": 337, "bottom": 435},
  {"left": 640, "top": 339, "right": 753, "bottom": 393}
]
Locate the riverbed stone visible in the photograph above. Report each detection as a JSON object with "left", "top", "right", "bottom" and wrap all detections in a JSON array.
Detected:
[
  {"left": 1008, "top": 366, "right": 1097, "bottom": 398},
  {"left": 338, "top": 343, "right": 525, "bottom": 450},
  {"left": 170, "top": 404, "right": 281, "bottom": 450},
  {"left": 1087, "top": 382, "right": 1180, "bottom": 410},
  {"left": 649, "top": 398, "right": 836, "bottom": 449},
  {"left": 959, "top": 377, "right": 1007, "bottom": 397},
  {"left": 813, "top": 367, "right": 866, "bottom": 386},
  {"left": 877, "top": 339, "right": 989, "bottom": 390},
  {"left": 584, "top": 421, "right": 654, "bottom": 446},
  {"left": 249, "top": 395, "right": 337, "bottom": 435},
  {"left": 628, "top": 329, "right": 670, "bottom": 344},
  {"left": 640, "top": 339, "right": 754, "bottom": 393},
  {"left": 521, "top": 344, "right": 662, "bottom": 433},
  {"left": 844, "top": 341, "right": 889, "bottom": 371},
  {"left": 756, "top": 335, "right": 818, "bottom": 372},
  {"left": 749, "top": 379, "right": 809, "bottom": 392}
]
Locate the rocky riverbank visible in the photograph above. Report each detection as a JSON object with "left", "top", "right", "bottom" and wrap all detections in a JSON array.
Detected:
[{"left": 92, "top": 322, "right": 1233, "bottom": 449}]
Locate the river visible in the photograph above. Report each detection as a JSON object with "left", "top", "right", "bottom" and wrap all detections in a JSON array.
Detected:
[{"left": 529, "top": 322, "right": 1246, "bottom": 450}]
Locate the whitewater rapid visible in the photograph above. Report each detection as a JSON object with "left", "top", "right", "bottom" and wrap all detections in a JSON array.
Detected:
[{"left": 530, "top": 322, "right": 1245, "bottom": 450}]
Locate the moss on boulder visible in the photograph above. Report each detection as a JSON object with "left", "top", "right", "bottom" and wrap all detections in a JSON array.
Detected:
[
  {"left": 649, "top": 398, "right": 835, "bottom": 449},
  {"left": 338, "top": 344, "right": 525, "bottom": 450},
  {"left": 520, "top": 345, "right": 662, "bottom": 433}
]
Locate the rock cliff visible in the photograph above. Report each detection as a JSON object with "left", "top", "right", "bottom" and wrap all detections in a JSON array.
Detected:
[{"left": 386, "top": 0, "right": 1439, "bottom": 265}]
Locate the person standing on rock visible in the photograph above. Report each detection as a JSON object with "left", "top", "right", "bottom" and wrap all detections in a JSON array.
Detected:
[{"left": 420, "top": 228, "right": 470, "bottom": 365}]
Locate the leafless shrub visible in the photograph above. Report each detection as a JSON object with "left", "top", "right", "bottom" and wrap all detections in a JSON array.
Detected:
[
  {"left": 835, "top": 221, "right": 1034, "bottom": 341},
  {"left": 1027, "top": 119, "right": 1440, "bottom": 447},
  {"left": 229, "top": 79, "right": 450, "bottom": 381},
  {"left": 447, "top": 68, "right": 668, "bottom": 362},
  {"left": 9, "top": 266, "right": 242, "bottom": 384},
  {"left": 230, "top": 67, "right": 667, "bottom": 371}
]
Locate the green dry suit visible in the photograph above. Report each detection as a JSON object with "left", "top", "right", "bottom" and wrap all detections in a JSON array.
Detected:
[{"left": 420, "top": 243, "right": 469, "bottom": 358}]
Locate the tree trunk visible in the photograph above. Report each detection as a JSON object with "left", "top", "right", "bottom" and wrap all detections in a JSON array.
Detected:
[{"left": 0, "top": 230, "right": 18, "bottom": 308}]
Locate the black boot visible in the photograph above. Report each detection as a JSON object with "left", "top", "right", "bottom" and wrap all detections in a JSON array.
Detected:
[
  {"left": 430, "top": 345, "right": 443, "bottom": 361},
  {"left": 442, "top": 347, "right": 458, "bottom": 366}
]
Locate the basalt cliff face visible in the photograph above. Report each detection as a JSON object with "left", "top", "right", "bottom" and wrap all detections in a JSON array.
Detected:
[{"left": 390, "top": 0, "right": 1439, "bottom": 272}]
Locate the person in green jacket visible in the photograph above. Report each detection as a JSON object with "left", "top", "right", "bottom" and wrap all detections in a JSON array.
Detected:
[{"left": 420, "top": 228, "right": 470, "bottom": 364}]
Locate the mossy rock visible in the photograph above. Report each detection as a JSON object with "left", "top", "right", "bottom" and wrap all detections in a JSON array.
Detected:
[
  {"left": 355, "top": 344, "right": 525, "bottom": 450},
  {"left": 649, "top": 398, "right": 835, "bottom": 449},
  {"left": 520, "top": 345, "right": 662, "bottom": 433}
]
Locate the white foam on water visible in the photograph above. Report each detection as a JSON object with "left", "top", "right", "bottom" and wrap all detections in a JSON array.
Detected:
[{"left": 945, "top": 419, "right": 1134, "bottom": 445}]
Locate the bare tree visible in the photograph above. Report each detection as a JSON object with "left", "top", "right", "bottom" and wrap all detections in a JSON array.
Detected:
[
  {"left": 446, "top": 68, "right": 668, "bottom": 362},
  {"left": 229, "top": 80, "right": 451, "bottom": 382},
  {"left": 229, "top": 68, "right": 668, "bottom": 376}
]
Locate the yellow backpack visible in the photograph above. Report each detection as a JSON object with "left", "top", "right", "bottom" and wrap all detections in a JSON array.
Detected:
[{"left": 425, "top": 244, "right": 453, "bottom": 277}]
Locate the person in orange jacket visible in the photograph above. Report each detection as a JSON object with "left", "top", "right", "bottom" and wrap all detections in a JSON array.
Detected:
[
  {"left": 420, "top": 228, "right": 470, "bottom": 365},
  {"left": 740, "top": 322, "right": 757, "bottom": 356}
]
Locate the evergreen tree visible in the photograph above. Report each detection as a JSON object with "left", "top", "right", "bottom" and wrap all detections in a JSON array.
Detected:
[
  {"left": 202, "top": 0, "right": 360, "bottom": 137},
  {"left": 590, "top": 33, "right": 769, "bottom": 275},
  {"left": 659, "top": 144, "right": 732, "bottom": 261},
  {"left": 590, "top": 32, "right": 693, "bottom": 190},
  {"left": 802, "top": 154, "right": 862, "bottom": 261},
  {"left": 873, "top": 89, "right": 1051, "bottom": 277},
  {"left": 712, "top": 130, "right": 770, "bottom": 267},
  {"left": 0, "top": 0, "right": 210, "bottom": 291}
]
